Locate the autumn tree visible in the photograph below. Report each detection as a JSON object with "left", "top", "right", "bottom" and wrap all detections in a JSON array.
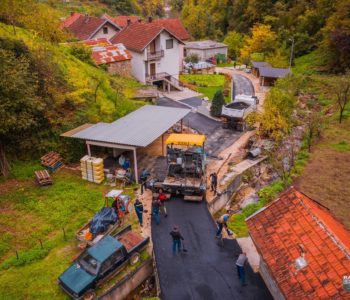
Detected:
[
  {"left": 255, "top": 86, "right": 297, "bottom": 141},
  {"left": 0, "top": 0, "right": 67, "bottom": 43},
  {"left": 223, "top": 31, "right": 245, "bottom": 60},
  {"left": 321, "top": 0, "right": 350, "bottom": 73},
  {"left": 240, "top": 24, "right": 278, "bottom": 61}
]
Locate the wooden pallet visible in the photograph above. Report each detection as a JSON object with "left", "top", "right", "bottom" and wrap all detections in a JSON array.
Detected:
[
  {"left": 41, "top": 151, "right": 63, "bottom": 168},
  {"left": 35, "top": 170, "right": 53, "bottom": 186}
]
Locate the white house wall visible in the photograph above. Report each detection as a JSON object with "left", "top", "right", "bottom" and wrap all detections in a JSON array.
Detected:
[
  {"left": 145, "top": 31, "right": 180, "bottom": 79},
  {"left": 92, "top": 23, "right": 120, "bottom": 40},
  {"left": 130, "top": 51, "right": 146, "bottom": 83}
]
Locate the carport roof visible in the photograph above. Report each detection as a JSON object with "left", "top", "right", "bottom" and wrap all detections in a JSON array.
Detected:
[
  {"left": 259, "top": 67, "right": 290, "bottom": 78},
  {"left": 63, "top": 105, "right": 190, "bottom": 147}
]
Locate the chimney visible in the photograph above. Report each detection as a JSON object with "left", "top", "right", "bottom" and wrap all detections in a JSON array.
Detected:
[
  {"left": 127, "top": 18, "right": 131, "bottom": 26},
  {"left": 148, "top": 16, "right": 152, "bottom": 23}
]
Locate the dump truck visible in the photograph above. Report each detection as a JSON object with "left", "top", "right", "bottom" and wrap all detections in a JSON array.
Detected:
[
  {"left": 58, "top": 225, "right": 149, "bottom": 300},
  {"left": 152, "top": 134, "right": 207, "bottom": 201},
  {"left": 221, "top": 94, "right": 258, "bottom": 131}
]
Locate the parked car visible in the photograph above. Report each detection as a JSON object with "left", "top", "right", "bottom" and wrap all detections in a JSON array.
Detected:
[{"left": 58, "top": 225, "right": 149, "bottom": 299}]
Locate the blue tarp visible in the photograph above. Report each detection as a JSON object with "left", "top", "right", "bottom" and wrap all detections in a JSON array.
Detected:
[{"left": 90, "top": 207, "right": 117, "bottom": 235}]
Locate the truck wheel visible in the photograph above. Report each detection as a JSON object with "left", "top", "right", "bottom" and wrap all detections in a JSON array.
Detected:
[
  {"left": 83, "top": 290, "right": 96, "bottom": 300},
  {"left": 130, "top": 252, "right": 140, "bottom": 265}
]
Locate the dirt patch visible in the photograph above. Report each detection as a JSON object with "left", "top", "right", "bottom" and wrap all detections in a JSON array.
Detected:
[
  {"left": 294, "top": 147, "right": 350, "bottom": 229},
  {"left": 0, "top": 179, "right": 33, "bottom": 196}
]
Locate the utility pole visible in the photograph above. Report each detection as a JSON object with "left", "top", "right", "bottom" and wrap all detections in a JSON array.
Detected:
[{"left": 289, "top": 37, "right": 295, "bottom": 70}]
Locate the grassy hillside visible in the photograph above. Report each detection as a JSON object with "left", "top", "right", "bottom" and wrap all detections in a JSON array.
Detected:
[
  {"left": 0, "top": 167, "right": 142, "bottom": 299},
  {"left": 0, "top": 23, "right": 144, "bottom": 162}
]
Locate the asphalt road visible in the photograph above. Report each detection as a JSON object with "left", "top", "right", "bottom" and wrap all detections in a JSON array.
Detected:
[
  {"left": 156, "top": 97, "right": 241, "bottom": 156},
  {"left": 152, "top": 198, "right": 273, "bottom": 300},
  {"left": 233, "top": 74, "right": 255, "bottom": 99}
]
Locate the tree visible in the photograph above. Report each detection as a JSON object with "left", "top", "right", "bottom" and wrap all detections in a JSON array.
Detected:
[
  {"left": 210, "top": 90, "right": 225, "bottom": 117},
  {"left": 320, "top": 0, "right": 350, "bottom": 73},
  {"left": 266, "top": 47, "right": 289, "bottom": 68},
  {"left": 181, "top": 4, "right": 215, "bottom": 39},
  {"left": 223, "top": 31, "right": 245, "bottom": 60},
  {"left": 0, "top": 48, "right": 42, "bottom": 176},
  {"left": 184, "top": 53, "right": 199, "bottom": 64},
  {"left": 328, "top": 71, "right": 350, "bottom": 123},
  {"left": 255, "top": 86, "right": 297, "bottom": 140},
  {"left": 240, "top": 24, "right": 278, "bottom": 61}
]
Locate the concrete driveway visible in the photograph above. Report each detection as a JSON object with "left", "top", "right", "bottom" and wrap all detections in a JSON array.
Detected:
[
  {"left": 156, "top": 97, "right": 241, "bottom": 156},
  {"left": 152, "top": 198, "right": 273, "bottom": 300},
  {"left": 233, "top": 74, "right": 255, "bottom": 98}
]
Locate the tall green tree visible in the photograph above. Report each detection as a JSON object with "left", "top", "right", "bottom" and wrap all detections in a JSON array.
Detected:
[
  {"left": 0, "top": 49, "right": 42, "bottom": 176},
  {"left": 210, "top": 90, "right": 225, "bottom": 117},
  {"left": 223, "top": 31, "right": 245, "bottom": 60}
]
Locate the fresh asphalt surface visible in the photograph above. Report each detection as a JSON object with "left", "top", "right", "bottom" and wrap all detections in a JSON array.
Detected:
[
  {"left": 233, "top": 74, "right": 255, "bottom": 99},
  {"left": 156, "top": 97, "right": 241, "bottom": 156},
  {"left": 151, "top": 198, "right": 273, "bottom": 300},
  {"left": 153, "top": 97, "right": 272, "bottom": 299}
]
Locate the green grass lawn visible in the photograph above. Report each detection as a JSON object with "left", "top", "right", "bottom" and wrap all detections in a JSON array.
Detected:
[
  {"left": 0, "top": 166, "right": 139, "bottom": 299},
  {"left": 180, "top": 74, "right": 231, "bottom": 102}
]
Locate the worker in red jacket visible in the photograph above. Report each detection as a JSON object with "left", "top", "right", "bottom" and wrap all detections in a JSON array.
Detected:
[{"left": 158, "top": 188, "right": 168, "bottom": 217}]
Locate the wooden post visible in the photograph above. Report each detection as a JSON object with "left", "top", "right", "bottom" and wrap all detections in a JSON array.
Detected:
[
  {"left": 87, "top": 142, "right": 91, "bottom": 157},
  {"left": 162, "top": 134, "right": 164, "bottom": 156},
  {"left": 133, "top": 148, "right": 139, "bottom": 184}
]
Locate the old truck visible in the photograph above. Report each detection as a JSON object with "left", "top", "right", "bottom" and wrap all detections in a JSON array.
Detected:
[
  {"left": 221, "top": 94, "right": 258, "bottom": 131},
  {"left": 58, "top": 225, "right": 149, "bottom": 300},
  {"left": 152, "top": 134, "right": 207, "bottom": 201}
]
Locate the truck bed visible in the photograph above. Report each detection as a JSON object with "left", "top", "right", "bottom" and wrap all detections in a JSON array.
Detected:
[
  {"left": 118, "top": 231, "right": 144, "bottom": 252},
  {"left": 163, "top": 176, "right": 202, "bottom": 188}
]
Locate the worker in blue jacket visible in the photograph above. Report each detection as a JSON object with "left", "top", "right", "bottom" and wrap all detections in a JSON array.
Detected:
[{"left": 134, "top": 198, "right": 144, "bottom": 227}]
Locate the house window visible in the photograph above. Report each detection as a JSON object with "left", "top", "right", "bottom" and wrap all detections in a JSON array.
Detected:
[
  {"left": 166, "top": 39, "right": 173, "bottom": 49},
  {"left": 103, "top": 26, "right": 108, "bottom": 34}
]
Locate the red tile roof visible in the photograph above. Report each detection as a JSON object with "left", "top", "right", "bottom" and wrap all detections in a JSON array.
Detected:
[
  {"left": 83, "top": 39, "right": 132, "bottom": 64},
  {"left": 246, "top": 187, "right": 350, "bottom": 300},
  {"left": 61, "top": 14, "right": 120, "bottom": 40},
  {"left": 110, "top": 22, "right": 184, "bottom": 52},
  {"left": 60, "top": 12, "right": 83, "bottom": 30},
  {"left": 152, "top": 19, "right": 190, "bottom": 41},
  {"left": 106, "top": 15, "right": 141, "bottom": 28}
]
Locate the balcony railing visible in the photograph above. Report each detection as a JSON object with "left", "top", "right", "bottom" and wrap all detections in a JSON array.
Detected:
[{"left": 146, "top": 50, "right": 164, "bottom": 61}]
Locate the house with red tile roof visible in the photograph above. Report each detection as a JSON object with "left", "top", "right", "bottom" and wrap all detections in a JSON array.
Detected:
[
  {"left": 246, "top": 187, "right": 350, "bottom": 300},
  {"left": 61, "top": 13, "right": 121, "bottom": 41},
  {"left": 83, "top": 38, "right": 132, "bottom": 77},
  {"left": 102, "top": 14, "right": 141, "bottom": 28},
  {"left": 110, "top": 20, "right": 185, "bottom": 88}
]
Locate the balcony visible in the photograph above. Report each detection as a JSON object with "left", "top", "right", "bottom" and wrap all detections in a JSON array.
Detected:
[{"left": 146, "top": 50, "right": 164, "bottom": 61}]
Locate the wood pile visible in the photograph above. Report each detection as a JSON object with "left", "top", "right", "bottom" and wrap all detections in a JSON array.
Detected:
[
  {"left": 41, "top": 152, "right": 63, "bottom": 172},
  {"left": 35, "top": 170, "right": 53, "bottom": 186}
]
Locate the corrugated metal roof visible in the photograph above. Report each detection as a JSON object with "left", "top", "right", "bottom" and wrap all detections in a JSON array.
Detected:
[
  {"left": 251, "top": 61, "right": 271, "bottom": 68},
  {"left": 185, "top": 40, "right": 227, "bottom": 50},
  {"left": 70, "top": 105, "right": 190, "bottom": 147},
  {"left": 259, "top": 67, "right": 290, "bottom": 78}
]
